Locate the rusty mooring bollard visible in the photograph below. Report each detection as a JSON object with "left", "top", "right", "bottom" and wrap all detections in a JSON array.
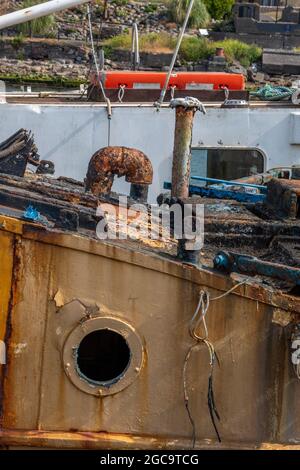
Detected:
[{"left": 170, "top": 97, "right": 206, "bottom": 199}]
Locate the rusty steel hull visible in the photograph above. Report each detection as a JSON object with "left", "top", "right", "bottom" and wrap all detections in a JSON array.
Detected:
[{"left": 1, "top": 215, "right": 300, "bottom": 449}]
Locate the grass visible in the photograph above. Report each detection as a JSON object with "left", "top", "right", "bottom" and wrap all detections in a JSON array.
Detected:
[
  {"left": 213, "top": 39, "right": 262, "bottom": 67},
  {"left": 104, "top": 32, "right": 176, "bottom": 54},
  {"left": 168, "top": 0, "right": 210, "bottom": 28},
  {"left": 104, "top": 33, "right": 262, "bottom": 67}
]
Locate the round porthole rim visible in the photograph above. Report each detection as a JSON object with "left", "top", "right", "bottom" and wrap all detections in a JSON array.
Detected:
[{"left": 62, "top": 316, "right": 144, "bottom": 397}]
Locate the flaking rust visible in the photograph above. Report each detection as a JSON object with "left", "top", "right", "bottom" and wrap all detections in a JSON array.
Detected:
[{"left": 85, "top": 146, "right": 153, "bottom": 197}]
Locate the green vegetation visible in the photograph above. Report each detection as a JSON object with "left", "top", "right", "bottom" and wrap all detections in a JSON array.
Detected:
[
  {"left": 11, "top": 34, "right": 25, "bottom": 50},
  {"left": 213, "top": 39, "right": 262, "bottom": 67},
  {"left": 144, "top": 3, "right": 158, "bottom": 13},
  {"left": 180, "top": 35, "right": 210, "bottom": 62},
  {"left": 18, "top": 0, "right": 55, "bottom": 37},
  {"left": 203, "top": 0, "right": 235, "bottom": 20},
  {"left": 104, "top": 33, "right": 262, "bottom": 67},
  {"left": 111, "top": 0, "right": 129, "bottom": 5},
  {"left": 181, "top": 37, "right": 262, "bottom": 67},
  {"left": 168, "top": 0, "right": 210, "bottom": 28},
  {"left": 104, "top": 31, "right": 176, "bottom": 54},
  {"left": 0, "top": 73, "right": 86, "bottom": 88}
]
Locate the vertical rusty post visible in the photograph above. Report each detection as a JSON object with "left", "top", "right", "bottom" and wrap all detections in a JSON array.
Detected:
[
  {"left": 130, "top": 183, "right": 149, "bottom": 203},
  {"left": 170, "top": 98, "right": 206, "bottom": 199},
  {"left": 170, "top": 98, "right": 206, "bottom": 265}
]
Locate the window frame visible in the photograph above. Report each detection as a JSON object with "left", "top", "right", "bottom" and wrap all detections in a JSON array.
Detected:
[{"left": 191, "top": 146, "right": 267, "bottom": 181}]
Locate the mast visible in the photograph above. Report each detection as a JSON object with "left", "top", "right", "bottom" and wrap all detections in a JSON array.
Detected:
[{"left": 0, "top": 0, "right": 91, "bottom": 31}]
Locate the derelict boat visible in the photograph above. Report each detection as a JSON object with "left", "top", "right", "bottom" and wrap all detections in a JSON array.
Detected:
[{"left": 0, "top": 96, "right": 300, "bottom": 450}]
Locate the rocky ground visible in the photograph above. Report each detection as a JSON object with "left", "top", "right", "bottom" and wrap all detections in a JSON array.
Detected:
[
  {"left": 1, "top": 0, "right": 176, "bottom": 40},
  {"left": 0, "top": 1, "right": 299, "bottom": 89},
  {"left": 0, "top": 58, "right": 89, "bottom": 86},
  {"left": 0, "top": 1, "right": 181, "bottom": 86}
]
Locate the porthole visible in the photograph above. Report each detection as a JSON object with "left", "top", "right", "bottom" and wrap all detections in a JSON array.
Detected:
[
  {"left": 76, "top": 329, "right": 131, "bottom": 385},
  {"left": 63, "top": 316, "right": 144, "bottom": 396}
]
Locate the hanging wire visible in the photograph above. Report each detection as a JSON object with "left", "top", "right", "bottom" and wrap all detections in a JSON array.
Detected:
[
  {"left": 87, "top": 3, "right": 112, "bottom": 145},
  {"left": 183, "top": 279, "right": 249, "bottom": 447},
  {"left": 154, "top": 0, "right": 195, "bottom": 108}
]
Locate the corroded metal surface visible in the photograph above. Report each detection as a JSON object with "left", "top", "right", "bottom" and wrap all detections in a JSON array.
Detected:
[
  {"left": 1, "top": 168, "right": 300, "bottom": 449},
  {"left": 171, "top": 107, "right": 196, "bottom": 199},
  {"left": 265, "top": 178, "right": 300, "bottom": 219},
  {"left": 1, "top": 430, "right": 300, "bottom": 450},
  {"left": 170, "top": 99, "right": 205, "bottom": 200},
  {"left": 0, "top": 129, "right": 39, "bottom": 177},
  {"left": 85, "top": 146, "right": 153, "bottom": 197},
  {"left": 0, "top": 218, "right": 300, "bottom": 449}
]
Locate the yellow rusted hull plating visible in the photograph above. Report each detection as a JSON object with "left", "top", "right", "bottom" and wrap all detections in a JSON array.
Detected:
[{"left": 1, "top": 214, "right": 300, "bottom": 450}]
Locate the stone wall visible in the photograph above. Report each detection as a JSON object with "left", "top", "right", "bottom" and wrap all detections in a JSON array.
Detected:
[
  {"left": 0, "top": 37, "right": 91, "bottom": 84},
  {"left": 235, "top": 16, "right": 300, "bottom": 33},
  {"left": 210, "top": 30, "right": 300, "bottom": 48},
  {"left": 0, "top": 37, "right": 90, "bottom": 63},
  {"left": 262, "top": 48, "right": 300, "bottom": 74}
]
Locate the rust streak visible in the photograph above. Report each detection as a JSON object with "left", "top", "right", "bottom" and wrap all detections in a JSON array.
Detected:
[{"left": 0, "top": 235, "right": 22, "bottom": 427}]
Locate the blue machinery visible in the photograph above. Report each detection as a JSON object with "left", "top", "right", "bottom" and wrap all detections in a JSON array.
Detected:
[
  {"left": 164, "top": 177, "right": 300, "bottom": 284},
  {"left": 164, "top": 176, "right": 267, "bottom": 204},
  {"left": 214, "top": 251, "right": 300, "bottom": 286}
]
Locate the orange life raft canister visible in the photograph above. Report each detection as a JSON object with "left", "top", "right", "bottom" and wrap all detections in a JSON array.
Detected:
[{"left": 98, "top": 71, "right": 245, "bottom": 91}]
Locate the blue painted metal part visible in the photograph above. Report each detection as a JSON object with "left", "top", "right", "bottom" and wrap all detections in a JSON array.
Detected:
[
  {"left": 214, "top": 250, "right": 300, "bottom": 286},
  {"left": 23, "top": 205, "right": 42, "bottom": 222},
  {"left": 190, "top": 175, "right": 267, "bottom": 193},
  {"left": 163, "top": 182, "right": 266, "bottom": 204},
  {"left": 214, "top": 252, "right": 230, "bottom": 271}
]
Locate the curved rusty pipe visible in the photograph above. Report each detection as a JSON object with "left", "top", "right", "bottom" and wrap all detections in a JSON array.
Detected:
[{"left": 85, "top": 146, "right": 153, "bottom": 199}]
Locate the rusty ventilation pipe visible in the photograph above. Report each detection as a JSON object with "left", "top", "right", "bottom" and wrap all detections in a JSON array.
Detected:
[
  {"left": 170, "top": 97, "right": 206, "bottom": 264},
  {"left": 85, "top": 146, "right": 153, "bottom": 202}
]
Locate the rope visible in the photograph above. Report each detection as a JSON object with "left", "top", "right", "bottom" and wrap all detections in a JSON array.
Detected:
[
  {"left": 87, "top": 3, "right": 112, "bottom": 145},
  {"left": 170, "top": 85, "right": 176, "bottom": 100},
  {"left": 118, "top": 84, "right": 126, "bottom": 103},
  {"left": 250, "top": 84, "right": 296, "bottom": 102},
  {"left": 183, "top": 279, "right": 248, "bottom": 447},
  {"left": 221, "top": 85, "right": 229, "bottom": 105},
  {"left": 154, "top": 0, "right": 195, "bottom": 108}
]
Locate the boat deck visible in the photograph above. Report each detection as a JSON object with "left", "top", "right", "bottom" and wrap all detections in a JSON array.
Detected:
[{"left": 1, "top": 172, "right": 300, "bottom": 296}]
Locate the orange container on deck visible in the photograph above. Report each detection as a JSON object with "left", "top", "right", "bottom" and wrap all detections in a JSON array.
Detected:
[{"left": 98, "top": 71, "right": 245, "bottom": 91}]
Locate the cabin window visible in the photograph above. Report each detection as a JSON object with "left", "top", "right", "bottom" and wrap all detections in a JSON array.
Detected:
[
  {"left": 191, "top": 148, "right": 264, "bottom": 185},
  {"left": 76, "top": 329, "right": 131, "bottom": 385}
]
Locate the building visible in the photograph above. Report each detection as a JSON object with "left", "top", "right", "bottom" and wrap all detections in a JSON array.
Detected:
[{"left": 234, "top": 1, "right": 300, "bottom": 34}]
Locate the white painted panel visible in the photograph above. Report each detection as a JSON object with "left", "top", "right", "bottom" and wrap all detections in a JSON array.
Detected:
[
  {"left": 290, "top": 112, "right": 300, "bottom": 145},
  {"left": 133, "top": 83, "right": 161, "bottom": 89},
  {"left": 0, "top": 103, "right": 299, "bottom": 202}
]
